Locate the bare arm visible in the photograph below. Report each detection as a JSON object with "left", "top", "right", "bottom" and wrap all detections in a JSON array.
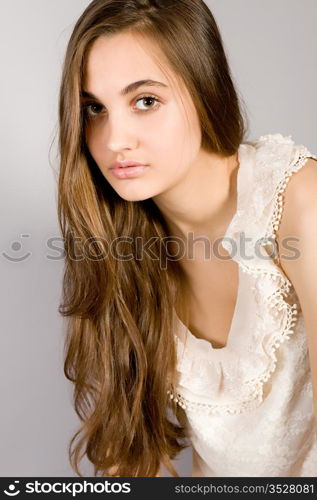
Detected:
[{"left": 277, "top": 158, "right": 317, "bottom": 427}]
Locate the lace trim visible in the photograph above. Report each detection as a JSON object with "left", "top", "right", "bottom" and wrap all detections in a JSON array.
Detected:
[
  {"left": 264, "top": 148, "right": 317, "bottom": 249},
  {"left": 167, "top": 266, "right": 299, "bottom": 415},
  {"left": 166, "top": 140, "right": 316, "bottom": 416},
  {"left": 167, "top": 388, "right": 262, "bottom": 414}
]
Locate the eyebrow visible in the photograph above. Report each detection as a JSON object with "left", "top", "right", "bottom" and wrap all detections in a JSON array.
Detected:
[{"left": 81, "top": 79, "right": 168, "bottom": 100}]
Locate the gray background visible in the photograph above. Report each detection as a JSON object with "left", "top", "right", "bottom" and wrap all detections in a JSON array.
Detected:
[{"left": 0, "top": 0, "right": 316, "bottom": 477}]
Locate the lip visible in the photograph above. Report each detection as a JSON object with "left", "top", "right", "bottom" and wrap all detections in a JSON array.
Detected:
[
  {"left": 110, "top": 165, "right": 149, "bottom": 179},
  {"left": 110, "top": 160, "right": 148, "bottom": 169}
]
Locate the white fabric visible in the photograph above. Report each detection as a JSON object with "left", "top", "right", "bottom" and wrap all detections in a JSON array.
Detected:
[{"left": 169, "top": 133, "right": 317, "bottom": 477}]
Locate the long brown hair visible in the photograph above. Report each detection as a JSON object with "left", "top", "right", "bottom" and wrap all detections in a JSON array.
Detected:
[{"left": 57, "top": 0, "right": 248, "bottom": 477}]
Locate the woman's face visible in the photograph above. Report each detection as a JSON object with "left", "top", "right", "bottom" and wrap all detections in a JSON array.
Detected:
[{"left": 82, "top": 31, "right": 202, "bottom": 202}]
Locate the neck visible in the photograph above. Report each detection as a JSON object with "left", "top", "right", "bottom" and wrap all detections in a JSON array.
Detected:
[{"left": 152, "top": 149, "right": 240, "bottom": 244}]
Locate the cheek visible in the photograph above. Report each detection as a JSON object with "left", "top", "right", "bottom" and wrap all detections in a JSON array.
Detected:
[
  {"left": 85, "top": 125, "right": 95, "bottom": 152},
  {"left": 148, "top": 106, "right": 200, "bottom": 170},
  {"left": 85, "top": 126, "right": 106, "bottom": 163}
]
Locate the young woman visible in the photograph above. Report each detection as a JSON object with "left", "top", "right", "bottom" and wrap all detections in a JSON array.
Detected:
[{"left": 57, "top": 0, "right": 317, "bottom": 477}]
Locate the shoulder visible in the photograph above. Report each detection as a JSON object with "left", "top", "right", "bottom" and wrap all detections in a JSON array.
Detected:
[
  {"left": 280, "top": 157, "right": 317, "bottom": 210},
  {"left": 246, "top": 133, "right": 316, "bottom": 235},
  {"left": 251, "top": 132, "right": 317, "bottom": 208},
  {"left": 254, "top": 132, "right": 295, "bottom": 152},
  {"left": 278, "top": 156, "right": 317, "bottom": 236},
  {"left": 276, "top": 154, "right": 317, "bottom": 278},
  {"left": 251, "top": 133, "right": 304, "bottom": 184}
]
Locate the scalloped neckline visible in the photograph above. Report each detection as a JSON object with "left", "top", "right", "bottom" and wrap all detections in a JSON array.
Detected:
[{"left": 175, "top": 142, "right": 253, "bottom": 354}]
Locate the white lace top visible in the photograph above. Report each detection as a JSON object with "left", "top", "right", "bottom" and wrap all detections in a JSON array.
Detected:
[{"left": 168, "top": 133, "right": 317, "bottom": 477}]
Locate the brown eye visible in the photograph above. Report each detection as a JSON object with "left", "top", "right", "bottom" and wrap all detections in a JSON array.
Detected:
[
  {"left": 134, "top": 95, "right": 160, "bottom": 111},
  {"left": 83, "top": 102, "right": 104, "bottom": 117}
]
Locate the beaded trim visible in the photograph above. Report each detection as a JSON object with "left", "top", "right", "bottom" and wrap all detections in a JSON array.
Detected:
[
  {"left": 167, "top": 388, "right": 262, "bottom": 414},
  {"left": 167, "top": 271, "right": 299, "bottom": 416},
  {"left": 265, "top": 149, "right": 317, "bottom": 247},
  {"left": 167, "top": 147, "right": 316, "bottom": 416}
]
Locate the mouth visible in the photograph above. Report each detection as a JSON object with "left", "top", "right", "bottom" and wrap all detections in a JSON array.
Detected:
[
  {"left": 116, "top": 165, "right": 140, "bottom": 169},
  {"left": 110, "top": 164, "right": 149, "bottom": 179},
  {"left": 110, "top": 160, "right": 148, "bottom": 169}
]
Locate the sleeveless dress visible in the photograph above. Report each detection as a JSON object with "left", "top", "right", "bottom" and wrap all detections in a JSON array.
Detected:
[{"left": 168, "top": 133, "right": 317, "bottom": 477}]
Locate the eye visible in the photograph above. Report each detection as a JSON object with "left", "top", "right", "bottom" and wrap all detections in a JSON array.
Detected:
[
  {"left": 134, "top": 95, "right": 160, "bottom": 112},
  {"left": 81, "top": 94, "right": 161, "bottom": 120},
  {"left": 82, "top": 102, "right": 104, "bottom": 118}
]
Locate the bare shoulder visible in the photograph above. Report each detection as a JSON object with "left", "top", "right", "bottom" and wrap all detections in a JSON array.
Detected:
[
  {"left": 283, "top": 157, "right": 317, "bottom": 205},
  {"left": 278, "top": 157, "right": 317, "bottom": 230},
  {"left": 276, "top": 157, "right": 317, "bottom": 277}
]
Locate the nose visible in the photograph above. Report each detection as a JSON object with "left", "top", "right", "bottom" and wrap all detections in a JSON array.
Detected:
[{"left": 106, "top": 113, "right": 138, "bottom": 153}]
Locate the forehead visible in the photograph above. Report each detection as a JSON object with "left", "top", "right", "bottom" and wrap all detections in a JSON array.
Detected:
[{"left": 83, "top": 31, "right": 178, "bottom": 93}]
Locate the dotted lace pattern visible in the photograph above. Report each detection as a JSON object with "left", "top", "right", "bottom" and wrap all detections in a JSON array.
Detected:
[
  {"left": 167, "top": 136, "right": 317, "bottom": 416},
  {"left": 167, "top": 387, "right": 262, "bottom": 415},
  {"left": 167, "top": 274, "right": 299, "bottom": 416},
  {"left": 264, "top": 147, "right": 317, "bottom": 261}
]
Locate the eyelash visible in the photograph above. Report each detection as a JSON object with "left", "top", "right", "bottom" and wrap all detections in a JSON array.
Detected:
[{"left": 82, "top": 94, "right": 161, "bottom": 119}]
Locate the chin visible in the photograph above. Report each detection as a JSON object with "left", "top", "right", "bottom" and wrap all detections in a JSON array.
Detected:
[
  {"left": 107, "top": 178, "right": 164, "bottom": 203},
  {"left": 114, "top": 189, "right": 154, "bottom": 203}
]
